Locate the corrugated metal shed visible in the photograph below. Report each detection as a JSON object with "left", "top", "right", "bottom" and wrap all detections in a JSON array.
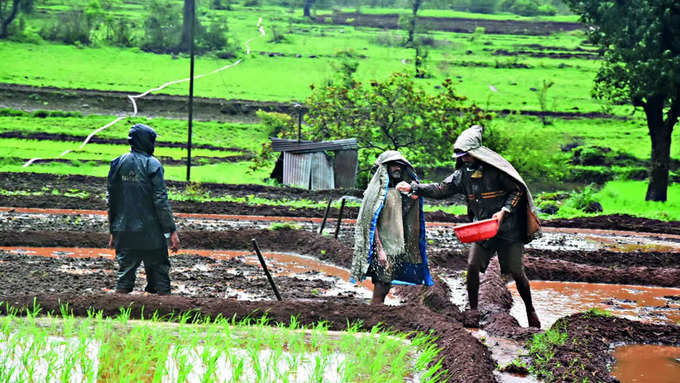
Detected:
[
  {"left": 271, "top": 138, "right": 358, "bottom": 190},
  {"left": 271, "top": 138, "right": 358, "bottom": 153}
]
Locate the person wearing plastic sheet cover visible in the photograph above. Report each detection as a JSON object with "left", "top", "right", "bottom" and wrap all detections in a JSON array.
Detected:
[
  {"left": 351, "top": 150, "right": 434, "bottom": 305},
  {"left": 396, "top": 125, "right": 542, "bottom": 328},
  {"left": 107, "top": 123, "right": 180, "bottom": 295}
]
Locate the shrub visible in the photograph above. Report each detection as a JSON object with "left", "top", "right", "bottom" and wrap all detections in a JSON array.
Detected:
[
  {"left": 564, "top": 184, "right": 601, "bottom": 212},
  {"left": 468, "top": 0, "right": 498, "bottom": 14},
  {"left": 0, "top": 108, "right": 28, "bottom": 117},
  {"left": 566, "top": 166, "right": 614, "bottom": 184},
  {"left": 141, "top": 0, "right": 181, "bottom": 53},
  {"left": 198, "top": 17, "right": 230, "bottom": 51}
]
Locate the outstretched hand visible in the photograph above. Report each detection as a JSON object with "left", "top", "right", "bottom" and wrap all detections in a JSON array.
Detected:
[{"left": 396, "top": 181, "right": 419, "bottom": 199}]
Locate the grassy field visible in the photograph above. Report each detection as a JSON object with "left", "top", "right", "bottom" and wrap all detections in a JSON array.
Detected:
[
  {"left": 2, "top": 2, "right": 616, "bottom": 113},
  {"left": 1, "top": 2, "right": 679, "bottom": 220}
]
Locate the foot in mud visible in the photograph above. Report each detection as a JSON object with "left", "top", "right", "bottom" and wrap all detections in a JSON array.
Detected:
[
  {"left": 527, "top": 310, "right": 541, "bottom": 328},
  {"left": 462, "top": 309, "right": 481, "bottom": 328}
]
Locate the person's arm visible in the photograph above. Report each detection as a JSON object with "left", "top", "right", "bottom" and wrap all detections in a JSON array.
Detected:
[
  {"left": 397, "top": 170, "right": 464, "bottom": 199},
  {"left": 149, "top": 160, "right": 179, "bottom": 251},
  {"left": 492, "top": 172, "right": 524, "bottom": 224},
  {"left": 106, "top": 159, "right": 118, "bottom": 248}
]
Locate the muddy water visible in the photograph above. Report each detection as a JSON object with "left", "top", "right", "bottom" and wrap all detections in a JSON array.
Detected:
[
  {"left": 611, "top": 344, "right": 680, "bottom": 383},
  {"left": 0, "top": 246, "right": 386, "bottom": 302},
  {"left": 508, "top": 281, "right": 680, "bottom": 329}
]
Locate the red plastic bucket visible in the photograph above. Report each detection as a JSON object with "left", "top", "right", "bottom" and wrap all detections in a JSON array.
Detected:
[{"left": 453, "top": 218, "right": 499, "bottom": 243}]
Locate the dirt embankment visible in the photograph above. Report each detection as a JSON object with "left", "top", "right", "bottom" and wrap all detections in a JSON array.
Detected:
[
  {"left": 0, "top": 83, "right": 625, "bottom": 122},
  {"left": 0, "top": 83, "right": 302, "bottom": 123},
  {"left": 4, "top": 172, "right": 680, "bottom": 234},
  {"left": 313, "top": 12, "right": 583, "bottom": 36}
]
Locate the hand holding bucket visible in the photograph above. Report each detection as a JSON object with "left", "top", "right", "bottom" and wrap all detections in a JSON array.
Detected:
[{"left": 452, "top": 217, "right": 500, "bottom": 243}]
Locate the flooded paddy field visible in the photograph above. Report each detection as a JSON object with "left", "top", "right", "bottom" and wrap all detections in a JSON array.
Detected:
[{"left": 1, "top": 174, "right": 679, "bottom": 382}]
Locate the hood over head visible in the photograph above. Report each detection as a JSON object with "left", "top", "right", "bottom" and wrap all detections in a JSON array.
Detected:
[
  {"left": 453, "top": 124, "right": 484, "bottom": 155},
  {"left": 374, "top": 150, "right": 414, "bottom": 170},
  {"left": 128, "top": 124, "right": 157, "bottom": 155}
]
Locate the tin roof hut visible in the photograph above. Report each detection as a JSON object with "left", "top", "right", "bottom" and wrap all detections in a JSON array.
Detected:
[{"left": 270, "top": 138, "right": 358, "bottom": 190}]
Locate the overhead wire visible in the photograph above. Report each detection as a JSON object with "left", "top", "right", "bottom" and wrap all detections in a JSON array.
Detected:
[{"left": 23, "top": 17, "right": 266, "bottom": 168}]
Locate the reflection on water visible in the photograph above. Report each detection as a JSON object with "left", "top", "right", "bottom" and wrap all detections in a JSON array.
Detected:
[
  {"left": 508, "top": 281, "right": 680, "bottom": 329},
  {"left": 611, "top": 344, "right": 680, "bottom": 383}
]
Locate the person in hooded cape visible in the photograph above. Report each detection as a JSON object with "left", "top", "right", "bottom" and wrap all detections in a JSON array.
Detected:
[
  {"left": 351, "top": 150, "right": 434, "bottom": 304},
  {"left": 397, "top": 125, "right": 542, "bottom": 328},
  {"left": 107, "top": 123, "right": 180, "bottom": 295}
]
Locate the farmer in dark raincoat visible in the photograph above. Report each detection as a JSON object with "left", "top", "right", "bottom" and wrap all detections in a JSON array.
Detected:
[
  {"left": 107, "top": 123, "right": 180, "bottom": 295},
  {"left": 351, "top": 150, "right": 433, "bottom": 304},
  {"left": 397, "top": 125, "right": 542, "bottom": 327}
]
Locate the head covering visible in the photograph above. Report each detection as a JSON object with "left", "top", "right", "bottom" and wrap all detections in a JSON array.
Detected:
[
  {"left": 453, "top": 150, "right": 468, "bottom": 158},
  {"left": 351, "top": 151, "right": 433, "bottom": 286},
  {"left": 454, "top": 125, "right": 542, "bottom": 242},
  {"left": 128, "top": 123, "right": 157, "bottom": 155}
]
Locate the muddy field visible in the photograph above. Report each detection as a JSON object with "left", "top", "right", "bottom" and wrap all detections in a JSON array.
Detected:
[{"left": 1, "top": 171, "right": 679, "bottom": 382}]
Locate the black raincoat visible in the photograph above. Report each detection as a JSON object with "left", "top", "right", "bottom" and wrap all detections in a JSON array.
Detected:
[{"left": 107, "top": 124, "right": 176, "bottom": 249}]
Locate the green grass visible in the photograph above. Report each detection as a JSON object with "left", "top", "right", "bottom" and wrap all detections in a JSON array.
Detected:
[
  {"left": 542, "top": 181, "right": 680, "bottom": 221},
  {"left": 0, "top": 303, "right": 446, "bottom": 382},
  {"left": 2, "top": 2, "right": 613, "bottom": 113},
  {"left": 0, "top": 114, "right": 270, "bottom": 152}
]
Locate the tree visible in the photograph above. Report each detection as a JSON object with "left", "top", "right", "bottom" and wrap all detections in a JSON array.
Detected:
[
  {"left": 403, "top": 0, "right": 423, "bottom": 47},
  {"left": 302, "top": 72, "right": 492, "bottom": 185},
  {"left": 303, "top": 0, "right": 316, "bottom": 18},
  {"left": 0, "top": 0, "right": 34, "bottom": 38},
  {"left": 564, "top": 1, "right": 680, "bottom": 201}
]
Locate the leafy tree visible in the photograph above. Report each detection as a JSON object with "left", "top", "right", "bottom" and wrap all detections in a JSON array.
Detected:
[
  {"left": 0, "top": 0, "right": 34, "bottom": 38},
  {"left": 302, "top": 72, "right": 492, "bottom": 185},
  {"left": 141, "top": 0, "right": 181, "bottom": 52},
  {"left": 563, "top": 0, "right": 680, "bottom": 201}
]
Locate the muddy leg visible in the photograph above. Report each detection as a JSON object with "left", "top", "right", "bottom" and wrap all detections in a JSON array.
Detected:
[
  {"left": 512, "top": 271, "right": 540, "bottom": 328},
  {"left": 115, "top": 248, "right": 142, "bottom": 293},
  {"left": 466, "top": 246, "right": 483, "bottom": 310},
  {"left": 371, "top": 282, "right": 391, "bottom": 305}
]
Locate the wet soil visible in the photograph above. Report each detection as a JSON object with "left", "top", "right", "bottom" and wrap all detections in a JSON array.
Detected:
[
  {"left": 5, "top": 172, "right": 680, "bottom": 234},
  {"left": 2, "top": 173, "right": 680, "bottom": 381},
  {"left": 532, "top": 313, "right": 680, "bottom": 383}
]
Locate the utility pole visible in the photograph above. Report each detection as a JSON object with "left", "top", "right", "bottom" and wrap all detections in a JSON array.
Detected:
[{"left": 186, "top": 0, "right": 196, "bottom": 182}]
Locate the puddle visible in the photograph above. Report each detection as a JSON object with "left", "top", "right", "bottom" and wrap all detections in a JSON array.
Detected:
[
  {"left": 467, "top": 329, "right": 539, "bottom": 383},
  {"left": 508, "top": 281, "right": 680, "bottom": 329},
  {"left": 611, "top": 344, "right": 680, "bottom": 383}
]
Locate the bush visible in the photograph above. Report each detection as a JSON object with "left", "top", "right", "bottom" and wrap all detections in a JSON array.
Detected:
[
  {"left": 0, "top": 108, "right": 28, "bottom": 117},
  {"left": 141, "top": 0, "right": 181, "bottom": 53},
  {"left": 565, "top": 166, "right": 614, "bottom": 184},
  {"left": 31, "top": 110, "right": 83, "bottom": 118},
  {"left": 198, "top": 17, "right": 230, "bottom": 51},
  {"left": 39, "top": 10, "right": 93, "bottom": 45},
  {"left": 564, "top": 184, "right": 601, "bottom": 213},
  {"left": 467, "top": 0, "right": 498, "bottom": 14}
]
